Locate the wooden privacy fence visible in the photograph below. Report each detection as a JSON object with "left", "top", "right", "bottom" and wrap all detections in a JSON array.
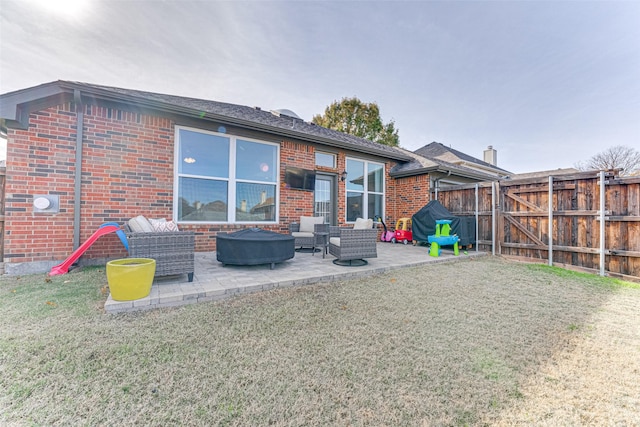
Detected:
[
  {"left": 432, "top": 171, "right": 640, "bottom": 281},
  {"left": 0, "top": 167, "right": 5, "bottom": 272}
]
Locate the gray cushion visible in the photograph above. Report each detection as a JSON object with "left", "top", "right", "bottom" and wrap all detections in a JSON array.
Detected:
[
  {"left": 128, "top": 215, "right": 154, "bottom": 233},
  {"left": 353, "top": 218, "right": 373, "bottom": 230},
  {"left": 292, "top": 231, "right": 314, "bottom": 238},
  {"left": 299, "top": 216, "right": 324, "bottom": 233}
]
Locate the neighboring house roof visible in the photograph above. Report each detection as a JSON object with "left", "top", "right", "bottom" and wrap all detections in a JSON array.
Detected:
[
  {"left": 250, "top": 197, "right": 276, "bottom": 214},
  {"left": 508, "top": 168, "right": 580, "bottom": 180},
  {"left": 414, "top": 142, "right": 511, "bottom": 175},
  {"left": 0, "top": 80, "right": 412, "bottom": 162},
  {"left": 390, "top": 144, "right": 510, "bottom": 181}
]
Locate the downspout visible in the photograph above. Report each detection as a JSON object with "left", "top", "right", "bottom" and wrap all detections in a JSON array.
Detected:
[{"left": 73, "top": 90, "right": 84, "bottom": 250}]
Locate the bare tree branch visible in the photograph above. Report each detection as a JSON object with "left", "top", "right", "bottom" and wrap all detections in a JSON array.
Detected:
[{"left": 574, "top": 145, "right": 640, "bottom": 176}]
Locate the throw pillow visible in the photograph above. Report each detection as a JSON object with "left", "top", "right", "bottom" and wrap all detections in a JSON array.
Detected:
[
  {"left": 353, "top": 217, "right": 373, "bottom": 230},
  {"left": 149, "top": 218, "right": 167, "bottom": 229},
  {"left": 153, "top": 220, "right": 180, "bottom": 232},
  {"left": 128, "top": 215, "right": 155, "bottom": 233}
]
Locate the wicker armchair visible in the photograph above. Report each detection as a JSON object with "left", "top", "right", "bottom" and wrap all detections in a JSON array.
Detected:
[
  {"left": 289, "top": 216, "right": 325, "bottom": 251},
  {"left": 124, "top": 225, "right": 195, "bottom": 282},
  {"left": 328, "top": 218, "right": 378, "bottom": 266}
]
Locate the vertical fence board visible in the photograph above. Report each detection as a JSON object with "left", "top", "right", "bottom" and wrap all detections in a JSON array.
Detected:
[{"left": 0, "top": 167, "right": 5, "bottom": 266}]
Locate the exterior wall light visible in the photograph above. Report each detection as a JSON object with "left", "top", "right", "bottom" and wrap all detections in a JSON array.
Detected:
[{"left": 340, "top": 170, "right": 348, "bottom": 182}]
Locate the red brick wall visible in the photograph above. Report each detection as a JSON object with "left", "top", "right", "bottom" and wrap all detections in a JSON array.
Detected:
[
  {"left": 4, "top": 103, "right": 178, "bottom": 263},
  {"left": 388, "top": 174, "right": 431, "bottom": 224},
  {"left": 4, "top": 102, "right": 409, "bottom": 266},
  {"left": 279, "top": 140, "right": 315, "bottom": 226},
  {"left": 5, "top": 103, "right": 80, "bottom": 263}
]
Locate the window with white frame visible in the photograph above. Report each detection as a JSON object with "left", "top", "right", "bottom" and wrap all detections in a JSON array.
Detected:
[
  {"left": 175, "top": 126, "right": 279, "bottom": 223},
  {"left": 345, "top": 158, "right": 384, "bottom": 222},
  {"left": 315, "top": 151, "right": 336, "bottom": 168}
]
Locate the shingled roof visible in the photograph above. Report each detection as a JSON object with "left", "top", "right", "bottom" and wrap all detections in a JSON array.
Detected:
[
  {"left": 414, "top": 142, "right": 511, "bottom": 174},
  {"left": 0, "top": 80, "right": 412, "bottom": 162},
  {"left": 390, "top": 147, "right": 508, "bottom": 180},
  {"left": 389, "top": 141, "right": 512, "bottom": 181},
  {"left": 2, "top": 81, "right": 516, "bottom": 181}
]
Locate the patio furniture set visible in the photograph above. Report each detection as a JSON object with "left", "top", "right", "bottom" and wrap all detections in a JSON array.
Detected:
[
  {"left": 121, "top": 215, "right": 378, "bottom": 284},
  {"left": 288, "top": 216, "right": 378, "bottom": 266}
]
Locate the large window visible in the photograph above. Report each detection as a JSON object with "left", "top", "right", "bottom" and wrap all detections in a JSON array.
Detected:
[
  {"left": 175, "top": 126, "right": 279, "bottom": 223},
  {"left": 345, "top": 158, "right": 384, "bottom": 222}
]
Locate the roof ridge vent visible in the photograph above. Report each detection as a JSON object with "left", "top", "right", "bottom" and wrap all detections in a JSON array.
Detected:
[{"left": 271, "top": 109, "right": 302, "bottom": 120}]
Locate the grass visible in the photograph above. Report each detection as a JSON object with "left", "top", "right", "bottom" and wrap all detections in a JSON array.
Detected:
[{"left": 1, "top": 257, "right": 639, "bottom": 426}]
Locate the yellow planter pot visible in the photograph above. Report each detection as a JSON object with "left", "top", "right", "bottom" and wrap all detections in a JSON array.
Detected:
[{"left": 106, "top": 258, "right": 156, "bottom": 301}]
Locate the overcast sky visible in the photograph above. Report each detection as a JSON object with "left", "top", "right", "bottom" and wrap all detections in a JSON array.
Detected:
[{"left": 1, "top": 0, "right": 639, "bottom": 173}]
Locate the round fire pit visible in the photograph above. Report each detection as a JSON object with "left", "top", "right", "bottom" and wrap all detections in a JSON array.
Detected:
[{"left": 216, "top": 228, "right": 295, "bottom": 269}]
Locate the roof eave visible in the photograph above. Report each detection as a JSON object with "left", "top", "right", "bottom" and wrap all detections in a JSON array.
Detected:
[
  {"left": 1, "top": 81, "right": 73, "bottom": 128},
  {"left": 390, "top": 165, "right": 501, "bottom": 181},
  {"left": 2, "top": 81, "right": 412, "bottom": 161},
  {"left": 62, "top": 82, "right": 413, "bottom": 162}
]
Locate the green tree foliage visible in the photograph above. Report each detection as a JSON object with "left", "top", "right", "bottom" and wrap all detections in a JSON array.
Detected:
[
  {"left": 312, "top": 97, "right": 399, "bottom": 147},
  {"left": 575, "top": 145, "right": 640, "bottom": 176}
]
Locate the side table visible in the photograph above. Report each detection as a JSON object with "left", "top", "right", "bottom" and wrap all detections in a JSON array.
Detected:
[{"left": 313, "top": 223, "right": 329, "bottom": 258}]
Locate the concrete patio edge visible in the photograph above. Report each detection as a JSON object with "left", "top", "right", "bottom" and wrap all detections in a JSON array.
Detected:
[{"left": 104, "top": 245, "right": 488, "bottom": 313}]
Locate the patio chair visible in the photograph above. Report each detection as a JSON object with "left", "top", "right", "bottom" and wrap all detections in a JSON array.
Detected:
[
  {"left": 289, "top": 216, "right": 325, "bottom": 252},
  {"left": 124, "top": 216, "right": 195, "bottom": 282},
  {"left": 328, "top": 218, "right": 378, "bottom": 266}
]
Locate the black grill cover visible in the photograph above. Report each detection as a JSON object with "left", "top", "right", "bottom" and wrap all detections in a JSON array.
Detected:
[{"left": 411, "top": 200, "right": 476, "bottom": 246}]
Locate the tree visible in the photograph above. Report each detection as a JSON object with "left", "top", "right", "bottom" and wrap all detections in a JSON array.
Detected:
[
  {"left": 312, "top": 97, "right": 400, "bottom": 147},
  {"left": 575, "top": 145, "right": 640, "bottom": 176}
]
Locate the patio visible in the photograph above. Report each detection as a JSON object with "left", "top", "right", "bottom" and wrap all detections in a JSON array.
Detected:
[{"left": 104, "top": 243, "right": 485, "bottom": 313}]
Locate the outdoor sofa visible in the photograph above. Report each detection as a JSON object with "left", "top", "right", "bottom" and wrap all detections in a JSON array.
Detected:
[{"left": 124, "top": 215, "right": 195, "bottom": 282}]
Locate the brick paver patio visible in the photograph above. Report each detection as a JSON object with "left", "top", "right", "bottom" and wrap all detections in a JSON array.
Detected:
[{"left": 104, "top": 243, "right": 485, "bottom": 313}]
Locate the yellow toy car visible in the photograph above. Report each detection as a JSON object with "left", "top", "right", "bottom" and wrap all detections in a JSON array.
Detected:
[{"left": 394, "top": 217, "right": 413, "bottom": 245}]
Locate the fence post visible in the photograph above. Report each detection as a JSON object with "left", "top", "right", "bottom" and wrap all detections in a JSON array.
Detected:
[
  {"left": 599, "top": 170, "right": 606, "bottom": 276},
  {"left": 548, "top": 176, "right": 553, "bottom": 266},
  {"left": 491, "top": 181, "right": 496, "bottom": 256},
  {"left": 475, "top": 183, "right": 479, "bottom": 253}
]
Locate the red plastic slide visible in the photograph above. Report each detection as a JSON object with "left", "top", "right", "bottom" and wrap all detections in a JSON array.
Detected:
[{"left": 49, "top": 225, "right": 121, "bottom": 276}]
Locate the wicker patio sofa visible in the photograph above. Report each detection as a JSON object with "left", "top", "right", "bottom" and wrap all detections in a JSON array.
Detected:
[
  {"left": 124, "top": 218, "right": 195, "bottom": 282},
  {"left": 328, "top": 218, "right": 378, "bottom": 266}
]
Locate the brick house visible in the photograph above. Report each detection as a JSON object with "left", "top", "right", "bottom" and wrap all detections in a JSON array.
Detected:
[{"left": 0, "top": 81, "right": 506, "bottom": 275}]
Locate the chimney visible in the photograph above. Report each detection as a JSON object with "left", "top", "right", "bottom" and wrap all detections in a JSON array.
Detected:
[
  {"left": 484, "top": 145, "right": 497, "bottom": 166},
  {"left": 241, "top": 200, "right": 247, "bottom": 212}
]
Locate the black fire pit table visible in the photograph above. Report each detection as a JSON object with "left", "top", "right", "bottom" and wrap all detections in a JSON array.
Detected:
[{"left": 216, "top": 228, "right": 295, "bottom": 270}]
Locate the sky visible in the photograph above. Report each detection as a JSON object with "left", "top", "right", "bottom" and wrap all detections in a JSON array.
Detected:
[{"left": 1, "top": 0, "right": 639, "bottom": 173}]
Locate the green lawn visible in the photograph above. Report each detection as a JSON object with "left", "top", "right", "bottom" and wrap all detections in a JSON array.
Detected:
[{"left": 1, "top": 258, "right": 638, "bottom": 426}]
